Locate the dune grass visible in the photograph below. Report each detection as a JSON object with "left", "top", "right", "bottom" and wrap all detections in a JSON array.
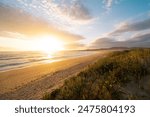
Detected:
[{"left": 43, "top": 48, "right": 150, "bottom": 100}]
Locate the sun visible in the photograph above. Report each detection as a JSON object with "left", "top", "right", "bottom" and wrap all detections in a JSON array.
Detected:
[{"left": 34, "top": 36, "right": 64, "bottom": 54}]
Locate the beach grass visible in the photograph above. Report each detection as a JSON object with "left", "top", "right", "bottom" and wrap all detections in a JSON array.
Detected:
[{"left": 43, "top": 48, "right": 150, "bottom": 100}]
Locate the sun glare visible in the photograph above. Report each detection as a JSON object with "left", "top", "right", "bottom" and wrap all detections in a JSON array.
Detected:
[{"left": 34, "top": 36, "right": 64, "bottom": 54}]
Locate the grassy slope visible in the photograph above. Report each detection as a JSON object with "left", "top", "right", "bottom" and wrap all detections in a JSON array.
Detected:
[{"left": 43, "top": 48, "right": 150, "bottom": 100}]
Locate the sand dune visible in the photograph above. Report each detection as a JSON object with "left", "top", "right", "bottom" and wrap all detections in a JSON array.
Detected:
[{"left": 0, "top": 51, "right": 110, "bottom": 99}]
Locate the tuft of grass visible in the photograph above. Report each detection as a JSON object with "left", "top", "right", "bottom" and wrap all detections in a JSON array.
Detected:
[{"left": 43, "top": 48, "right": 150, "bottom": 100}]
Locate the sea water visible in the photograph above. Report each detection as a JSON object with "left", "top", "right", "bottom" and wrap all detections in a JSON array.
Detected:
[{"left": 0, "top": 50, "right": 96, "bottom": 71}]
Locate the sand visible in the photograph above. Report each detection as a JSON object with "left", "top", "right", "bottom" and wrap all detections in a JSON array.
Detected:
[{"left": 0, "top": 51, "right": 110, "bottom": 99}]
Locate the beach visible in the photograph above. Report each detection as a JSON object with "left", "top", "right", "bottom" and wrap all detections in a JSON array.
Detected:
[{"left": 0, "top": 51, "right": 110, "bottom": 99}]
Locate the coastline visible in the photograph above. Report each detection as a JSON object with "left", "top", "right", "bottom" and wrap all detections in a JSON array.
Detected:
[
  {"left": 0, "top": 50, "right": 97, "bottom": 72},
  {"left": 0, "top": 50, "right": 110, "bottom": 99}
]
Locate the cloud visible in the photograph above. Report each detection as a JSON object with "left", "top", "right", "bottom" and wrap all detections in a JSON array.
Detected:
[
  {"left": 110, "top": 18, "right": 150, "bottom": 35},
  {"left": 130, "top": 33, "right": 150, "bottom": 43},
  {"left": 103, "top": 0, "right": 120, "bottom": 11},
  {"left": 0, "top": 4, "right": 84, "bottom": 43},
  {"left": 103, "top": 0, "right": 113, "bottom": 9},
  {"left": 0, "top": 31, "right": 26, "bottom": 39},
  {"left": 58, "top": 0, "right": 92, "bottom": 21},
  {"left": 15, "top": 0, "right": 94, "bottom": 25},
  {"left": 124, "top": 33, "right": 150, "bottom": 47},
  {"left": 90, "top": 37, "right": 124, "bottom": 48},
  {"left": 90, "top": 17, "right": 150, "bottom": 49},
  {"left": 89, "top": 13, "right": 150, "bottom": 48},
  {"left": 90, "top": 32, "right": 150, "bottom": 48}
]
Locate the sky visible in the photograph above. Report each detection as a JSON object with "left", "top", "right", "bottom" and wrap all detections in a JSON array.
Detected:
[{"left": 0, "top": 0, "right": 150, "bottom": 51}]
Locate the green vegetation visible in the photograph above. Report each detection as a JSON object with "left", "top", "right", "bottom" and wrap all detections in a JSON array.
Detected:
[{"left": 43, "top": 48, "right": 150, "bottom": 100}]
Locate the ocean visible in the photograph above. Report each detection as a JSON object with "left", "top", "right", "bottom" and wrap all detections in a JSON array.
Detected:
[{"left": 0, "top": 50, "right": 96, "bottom": 72}]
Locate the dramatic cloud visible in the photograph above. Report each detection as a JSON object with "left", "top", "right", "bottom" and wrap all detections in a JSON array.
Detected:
[
  {"left": 58, "top": 0, "right": 92, "bottom": 21},
  {"left": 130, "top": 33, "right": 150, "bottom": 43},
  {"left": 90, "top": 14, "right": 150, "bottom": 49},
  {"left": 110, "top": 19, "right": 150, "bottom": 35},
  {"left": 90, "top": 37, "right": 124, "bottom": 48},
  {"left": 0, "top": 4, "right": 84, "bottom": 43},
  {"left": 90, "top": 32, "right": 150, "bottom": 48},
  {"left": 15, "top": 0, "right": 94, "bottom": 25}
]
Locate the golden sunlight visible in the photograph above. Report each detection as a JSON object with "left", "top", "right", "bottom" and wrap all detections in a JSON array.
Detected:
[{"left": 34, "top": 36, "right": 64, "bottom": 54}]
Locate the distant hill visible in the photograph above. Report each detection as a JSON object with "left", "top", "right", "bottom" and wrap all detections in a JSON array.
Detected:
[{"left": 84, "top": 47, "right": 129, "bottom": 51}]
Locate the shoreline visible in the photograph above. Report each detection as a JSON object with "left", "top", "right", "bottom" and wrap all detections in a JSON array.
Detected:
[
  {"left": 0, "top": 50, "right": 111, "bottom": 99},
  {"left": 0, "top": 59, "right": 61, "bottom": 73},
  {"left": 0, "top": 51, "right": 97, "bottom": 73}
]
